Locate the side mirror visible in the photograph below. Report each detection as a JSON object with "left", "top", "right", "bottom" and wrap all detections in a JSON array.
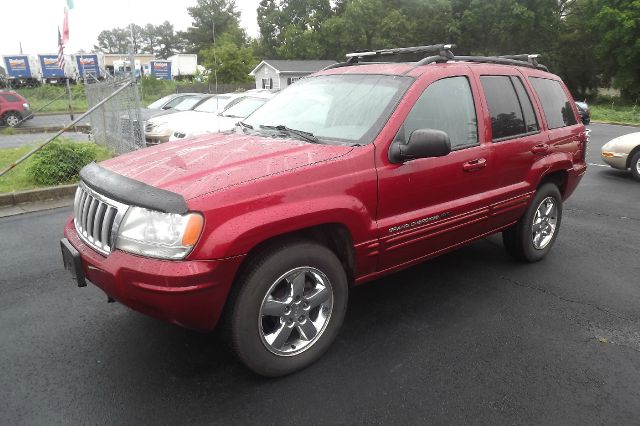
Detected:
[{"left": 389, "top": 128, "right": 452, "bottom": 163}]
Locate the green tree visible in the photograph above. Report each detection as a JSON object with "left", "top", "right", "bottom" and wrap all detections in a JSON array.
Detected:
[
  {"left": 181, "top": 0, "right": 245, "bottom": 53},
  {"left": 592, "top": 0, "right": 640, "bottom": 100},
  {"left": 93, "top": 28, "right": 130, "bottom": 53},
  {"left": 201, "top": 35, "right": 258, "bottom": 83}
]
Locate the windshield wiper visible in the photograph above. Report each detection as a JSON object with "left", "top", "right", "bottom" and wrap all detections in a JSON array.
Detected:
[
  {"left": 260, "top": 124, "right": 322, "bottom": 144},
  {"left": 238, "top": 121, "right": 253, "bottom": 130}
]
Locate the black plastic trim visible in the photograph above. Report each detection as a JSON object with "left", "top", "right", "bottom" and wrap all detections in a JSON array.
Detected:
[{"left": 79, "top": 162, "right": 189, "bottom": 214}]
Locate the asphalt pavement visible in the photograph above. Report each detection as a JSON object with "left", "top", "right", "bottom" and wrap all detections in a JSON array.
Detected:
[
  {"left": 0, "top": 131, "right": 91, "bottom": 148},
  {"left": 1, "top": 123, "right": 639, "bottom": 424}
]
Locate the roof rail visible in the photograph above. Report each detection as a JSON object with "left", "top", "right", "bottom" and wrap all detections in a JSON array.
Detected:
[
  {"left": 345, "top": 44, "right": 455, "bottom": 61},
  {"left": 322, "top": 45, "right": 548, "bottom": 72}
]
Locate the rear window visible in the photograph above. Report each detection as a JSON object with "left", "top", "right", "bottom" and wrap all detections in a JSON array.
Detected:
[
  {"left": 481, "top": 76, "right": 536, "bottom": 140},
  {"left": 1, "top": 93, "right": 21, "bottom": 102},
  {"left": 529, "top": 77, "right": 577, "bottom": 129}
]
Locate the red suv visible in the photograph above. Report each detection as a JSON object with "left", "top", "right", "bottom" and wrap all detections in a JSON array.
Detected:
[
  {"left": 61, "top": 45, "right": 587, "bottom": 376},
  {"left": 0, "top": 90, "right": 32, "bottom": 127}
]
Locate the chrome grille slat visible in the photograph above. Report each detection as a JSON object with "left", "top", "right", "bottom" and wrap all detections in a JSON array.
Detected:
[
  {"left": 86, "top": 198, "right": 98, "bottom": 238},
  {"left": 80, "top": 193, "right": 91, "bottom": 231},
  {"left": 73, "top": 182, "right": 129, "bottom": 256},
  {"left": 93, "top": 203, "right": 107, "bottom": 242},
  {"left": 102, "top": 206, "right": 116, "bottom": 246}
]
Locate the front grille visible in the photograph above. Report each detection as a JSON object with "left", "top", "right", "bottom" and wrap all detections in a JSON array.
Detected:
[
  {"left": 73, "top": 183, "right": 128, "bottom": 255},
  {"left": 144, "top": 121, "right": 154, "bottom": 132}
]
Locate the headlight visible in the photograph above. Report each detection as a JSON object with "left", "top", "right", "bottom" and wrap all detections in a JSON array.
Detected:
[
  {"left": 23, "top": 103, "right": 29, "bottom": 109},
  {"left": 115, "top": 207, "right": 204, "bottom": 260}
]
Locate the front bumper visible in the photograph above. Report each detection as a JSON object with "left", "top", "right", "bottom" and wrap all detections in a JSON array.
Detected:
[
  {"left": 144, "top": 130, "right": 171, "bottom": 145},
  {"left": 63, "top": 219, "right": 244, "bottom": 331},
  {"left": 19, "top": 110, "right": 34, "bottom": 121},
  {"left": 601, "top": 152, "right": 628, "bottom": 170}
]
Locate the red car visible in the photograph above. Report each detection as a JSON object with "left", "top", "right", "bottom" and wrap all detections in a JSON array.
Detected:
[
  {"left": 61, "top": 46, "right": 587, "bottom": 376},
  {"left": 0, "top": 90, "right": 32, "bottom": 127}
]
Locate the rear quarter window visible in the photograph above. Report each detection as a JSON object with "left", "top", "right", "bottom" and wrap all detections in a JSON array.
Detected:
[{"left": 529, "top": 77, "right": 577, "bottom": 129}]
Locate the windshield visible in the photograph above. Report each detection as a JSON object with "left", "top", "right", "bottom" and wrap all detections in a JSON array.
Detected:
[
  {"left": 147, "top": 95, "right": 174, "bottom": 109},
  {"left": 174, "top": 96, "right": 204, "bottom": 111},
  {"left": 222, "top": 97, "right": 268, "bottom": 118},
  {"left": 244, "top": 74, "right": 412, "bottom": 144},
  {"left": 194, "top": 95, "right": 232, "bottom": 113}
]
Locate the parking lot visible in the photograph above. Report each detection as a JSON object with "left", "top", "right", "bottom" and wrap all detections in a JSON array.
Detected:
[{"left": 1, "top": 123, "right": 638, "bottom": 424}]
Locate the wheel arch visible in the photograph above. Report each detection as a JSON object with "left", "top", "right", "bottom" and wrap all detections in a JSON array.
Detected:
[
  {"left": 626, "top": 145, "right": 640, "bottom": 170},
  {"left": 538, "top": 169, "right": 569, "bottom": 198},
  {"left": 236, "top": 223, "right": 357, "bottom": 288}
]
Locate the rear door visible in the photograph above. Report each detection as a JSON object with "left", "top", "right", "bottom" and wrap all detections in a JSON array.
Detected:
[
  {"left": 527, "top": 75, "right": 584, "bottom": 170},
  {"left": 472, "top": 70, "right": 549, "bottom": 228},
  {"left": 376, "top": 67, "right": 496, "bottom": 271}
]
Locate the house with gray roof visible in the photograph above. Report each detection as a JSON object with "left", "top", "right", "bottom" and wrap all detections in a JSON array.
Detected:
[{"left": 249, "top": 60, "right": 336, "bottom": 90}]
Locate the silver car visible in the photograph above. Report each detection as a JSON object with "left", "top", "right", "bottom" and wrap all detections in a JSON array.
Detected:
[{"left": 601, "top": 131, "right": 640, "bottom": 181}]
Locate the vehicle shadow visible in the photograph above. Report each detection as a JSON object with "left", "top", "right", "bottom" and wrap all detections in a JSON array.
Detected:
[{"left": 74, "top": 236, "right": 517, "bottom": 420}]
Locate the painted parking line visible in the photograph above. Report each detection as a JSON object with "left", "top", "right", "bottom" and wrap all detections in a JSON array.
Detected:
[{"left": 587, "top": 163, "right": 609, "bottom": 168}]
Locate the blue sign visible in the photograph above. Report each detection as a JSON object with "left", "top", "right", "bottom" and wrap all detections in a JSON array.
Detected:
[
  {"left": 4, "top": 56, "right": 31, "bottom": 78},
  {"left": 76, "top": 54, "right": 100, "bottom": 79},
  {"left": 150, "top": 61, "right": 172, "bottom": 80},
  {"left": 39, "top": 55, "right": 65, "bottom": 78}
]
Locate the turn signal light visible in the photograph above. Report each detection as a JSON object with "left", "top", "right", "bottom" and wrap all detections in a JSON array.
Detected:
[{"left": 182, "top": 214, "right": 204, "bottom": 246}]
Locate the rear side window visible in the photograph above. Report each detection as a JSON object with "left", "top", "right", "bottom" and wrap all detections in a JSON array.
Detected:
[
  {"left": 402, "top": 76, "right": 478, "bottom": 150},
  {"left": 529, "top": 77, "right": 577, "bottom": 129},
  {"left": 1, "top": 94, "right": 21, "bottom": 102},
  {"left": 481, "top": 76, "right": 537, "bottom": 140}
]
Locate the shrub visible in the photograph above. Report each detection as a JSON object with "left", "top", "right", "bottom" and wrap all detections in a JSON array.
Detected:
[{"left": 25, "top": 140, "right": 110, "bottom": 186}]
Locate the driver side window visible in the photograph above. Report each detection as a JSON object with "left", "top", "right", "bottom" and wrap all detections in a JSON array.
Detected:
[{"left": 401, "top": 76, "right": 478, "bottom": 150}]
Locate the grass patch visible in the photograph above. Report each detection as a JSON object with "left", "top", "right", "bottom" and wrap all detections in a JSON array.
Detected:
[
  {"left": 16, "top": 86, "right": 88, "bottom": 114},
  {"left": 0, "top": 139, "right": 112, "bottom": 193},
  {"left": 590, "top": 104, "right": 640, "bottom": 126}
]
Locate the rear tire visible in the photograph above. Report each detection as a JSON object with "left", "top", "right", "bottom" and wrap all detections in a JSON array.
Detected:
[
  {"left": 227, "top": 240, "right": 348, "bottom": 377},
  {"left": 630, "top": 151, "right": 640, "bottom": 182},
  {"left": 502, "top": 183, "right": 563, "bottom": 262}
]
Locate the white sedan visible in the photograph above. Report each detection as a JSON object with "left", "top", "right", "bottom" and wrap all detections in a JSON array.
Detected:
[
  {"left": 168, "top": 92, "right": 275, "bottom": 141},
  {"left": 145, "top": 93, "right": 242, "bottom": 144},
  {"left": 601, "top": 132, "right": 640, "bottom": 181}
]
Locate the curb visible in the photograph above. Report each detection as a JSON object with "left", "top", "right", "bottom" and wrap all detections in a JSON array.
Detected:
[
  {"left": 0, "top": 184, "right": 77, "bottom": 208},
  {"left": 34, "top": 111, "right": 87, "bottom": 117},
  {"left": 10, "top": 125, "right": 91, "bottom": 134},
  {"left": 591, "top": 120, "right": 640, "bottom": 128}
]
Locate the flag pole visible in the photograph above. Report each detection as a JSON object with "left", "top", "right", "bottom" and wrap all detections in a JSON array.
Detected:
[{"left": 66, "top": 76, "right": 74, "bottom": 121}]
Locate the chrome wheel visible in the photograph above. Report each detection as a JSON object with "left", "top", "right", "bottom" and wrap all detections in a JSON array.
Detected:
[
  {"left": 532, "top": 196, "right": 558, "bottom": 250},
  {"left": 259, "top": 266, "right": 333, "bottom": 356},
  {"left": 5, "top": 114, "right": 20, "bottom": 127},
  {"left": 635, "top": 156, "right": 640, "bottom": 175}
]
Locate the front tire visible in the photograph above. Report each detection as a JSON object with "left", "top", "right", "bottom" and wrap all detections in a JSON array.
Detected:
[
  {"left": 629, "top": 151, "right": 640, "bottom": 182},
  {"left": 503, "top": 183, "right": 563, "bottom": 262},
  {"left": 3, "top": 112, "right": 21, "bottom": 127},
  {"left": 228, "top": 240, "right": 348, "bottom": 377}
]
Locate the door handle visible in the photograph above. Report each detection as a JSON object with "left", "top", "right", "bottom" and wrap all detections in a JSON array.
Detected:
[
  {"left": 463, "top": 158, "right": 487, "bottom": 172},
  {"left": 531, "top": 143, "right": 550, "bottom": 154}
]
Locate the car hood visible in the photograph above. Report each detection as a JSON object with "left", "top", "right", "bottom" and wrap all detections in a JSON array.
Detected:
[
  {"left": 98, "top": 132, "right": 354, "bottom": 200},
  {"left": 602, "top": 132, "right": 640, "bottom": 153}
]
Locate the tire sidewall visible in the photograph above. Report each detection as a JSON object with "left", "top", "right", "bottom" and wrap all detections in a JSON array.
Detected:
[
  {"left": 520, "top": 183, "right": 563, "bottom": 261},
  {"left": 5, "top": 112, "right": 20, "bottom": 127},
  {"left": 231, "top": 241, "right": 348, "bottom": 377},
  {"left": 630, "top": 151, "right": 640, "bottom": 181}
]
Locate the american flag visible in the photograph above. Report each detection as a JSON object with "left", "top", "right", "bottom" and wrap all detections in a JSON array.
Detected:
[{"left": 57, "top": 28, "right": 65, "bottom": 70}]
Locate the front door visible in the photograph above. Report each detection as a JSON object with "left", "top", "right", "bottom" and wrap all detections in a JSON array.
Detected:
[{"left": 376, "top": 70, "right": 495, "bottom": 272}]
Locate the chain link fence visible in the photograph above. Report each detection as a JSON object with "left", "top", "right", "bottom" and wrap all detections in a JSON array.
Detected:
[{"left": 85, "top": 76, "right": 144, "bottom": 154}]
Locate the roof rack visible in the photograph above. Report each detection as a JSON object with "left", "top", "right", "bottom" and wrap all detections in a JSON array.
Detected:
[{"left": 322, "top": 44, "right": 548, "bottom": 72}]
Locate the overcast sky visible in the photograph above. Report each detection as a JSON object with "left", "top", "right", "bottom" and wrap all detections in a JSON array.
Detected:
[{"left": 0, "top": 0, "right": 260, "bottom": 56}]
